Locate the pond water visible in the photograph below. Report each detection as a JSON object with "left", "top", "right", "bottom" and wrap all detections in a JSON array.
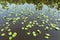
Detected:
[{"left": 0, "top": 1, "right": 60, "bottom": 40}]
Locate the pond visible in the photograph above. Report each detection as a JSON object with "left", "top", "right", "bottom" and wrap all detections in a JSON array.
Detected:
[{"left": 0, "top": 0, "right": 60, "bottom": 40}]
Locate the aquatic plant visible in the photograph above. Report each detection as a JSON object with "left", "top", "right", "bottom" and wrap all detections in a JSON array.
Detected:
[{"left": 0, "top": 2, "right": 60, "bottom": 40}]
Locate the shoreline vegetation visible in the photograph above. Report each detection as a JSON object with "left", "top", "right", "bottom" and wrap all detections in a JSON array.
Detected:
[
  {"left": 0, "top": 0, "right": 60, "bottom": 4},
  {"left": 0, "top": 0, "right": 60, "bottom": 10}
]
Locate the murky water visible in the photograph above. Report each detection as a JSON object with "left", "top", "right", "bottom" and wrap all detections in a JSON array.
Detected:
[{"left": 0, "top": 1, "right": 60, "bottom": 40}]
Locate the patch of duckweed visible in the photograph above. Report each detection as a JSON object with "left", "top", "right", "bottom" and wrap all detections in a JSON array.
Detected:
[
  {"left": 0, "top": 3, "right": 60, "bottom": 40},
  {"left": 1, "top": 33, "right": 5, "bottom": 36},
  {"left": 1, "top": 28, "right": 4, "bottom": 32},
  {"left": 12, "top": 32, "right": 17, "bottom": 38},
  {"left": 22, "top": 27, "right": 25, "bottom": 30},
  {"left": 44, "top": 26, "right": 49, "bottom": 30},
  {"left": 37, "top": 30, "right": 42, "bottom": 34},
  {"left": 8, "top": 32, "right": 12, "bottom": 36},
  {"left": 44, "top": 33, "right": 50, "bottom": 39},
  {"left": 32, "top": 31, "right": 37, "bottom": 37},
  {"left": 7, "top": 29, "right": 11, "bottom": 32},
  {"left": 3, "top": 16, "right": 6, "bottom": 19},
  {"left": 27, "top": 32, "right": 31, "bottom": 35},
  {"left": 0, "top": 25, "right": 17, "bottom": 40},
  {"left": 9, "top": 36, "right": 13, "bottom": 40}
]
